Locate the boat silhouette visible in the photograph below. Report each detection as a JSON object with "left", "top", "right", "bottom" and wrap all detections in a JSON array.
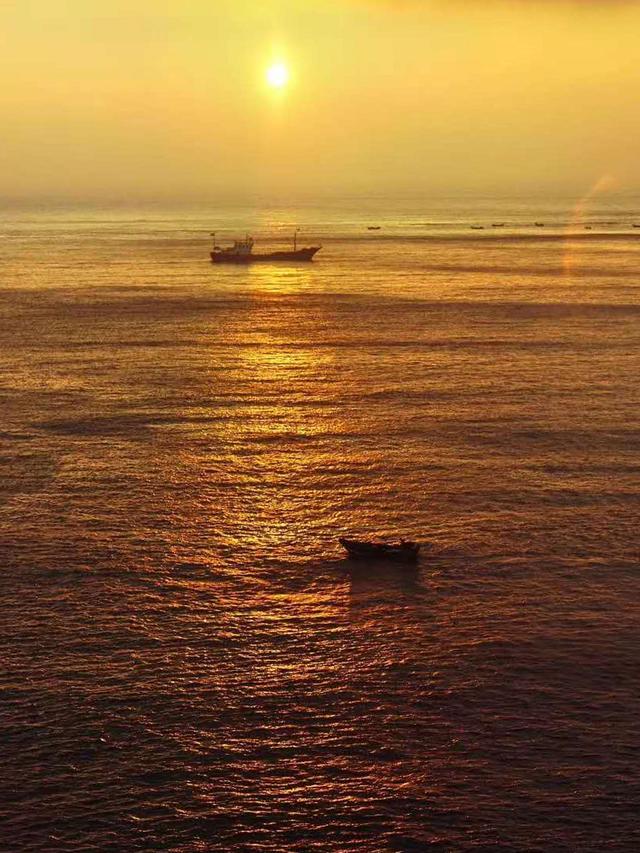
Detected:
[
  {"left": 210, "top": 232, "right": 321, "bottom": 264},
  {"left": 339, "top": 538, "right": 420, "bottom": 563}
]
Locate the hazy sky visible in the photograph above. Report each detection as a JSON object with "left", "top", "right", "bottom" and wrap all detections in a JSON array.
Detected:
[{"left": 2, "top": 0, "right": 639, "bottom": 201}]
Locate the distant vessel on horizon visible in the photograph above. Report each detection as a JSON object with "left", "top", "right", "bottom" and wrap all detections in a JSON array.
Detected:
[{"left": 210, "top": 232, "right": 321, "bottom": 264}]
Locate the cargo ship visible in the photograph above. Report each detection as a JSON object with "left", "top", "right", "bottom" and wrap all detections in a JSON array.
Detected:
[{"left": 210, "top": 232, "right": 321, "bottom": 264}]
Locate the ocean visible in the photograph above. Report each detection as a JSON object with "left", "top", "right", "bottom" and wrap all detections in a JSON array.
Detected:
[{"left": 1, "top": 196, "right": 639, "bottom": 851}]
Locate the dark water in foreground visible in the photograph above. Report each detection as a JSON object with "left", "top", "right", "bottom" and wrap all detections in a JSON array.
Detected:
[{"left": 1, "top": 199, "right": 640, "bottom": 851}]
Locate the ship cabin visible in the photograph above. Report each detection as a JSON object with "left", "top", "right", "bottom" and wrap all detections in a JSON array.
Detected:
[{"left": 216, "top": 235, "right": 254, "bottom": 256}]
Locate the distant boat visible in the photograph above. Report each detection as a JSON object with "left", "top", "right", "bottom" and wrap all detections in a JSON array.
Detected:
[
  {"left": 633, "top": 224, "right": 640, "bottom": 229},
  {"left": 534, "top": 222, "right": 545, "bottom": 227},
  {"left": 367, "top": 226, "right": 381, "bottom": 231},
  {"left": 210, "top": 232, "right": 321, "bottom": 264},
  {"left": 339, "top": 538, "right": 420, "bottom": 563},
  {"left": 470, "top": 225, "right": 484, "bottom": 230},
  {"left": 491, "top": 223, "right": 505, "bottom": 228}
]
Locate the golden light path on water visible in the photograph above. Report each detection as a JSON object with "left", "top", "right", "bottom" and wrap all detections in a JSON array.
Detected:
[{"left": 1, "top": 199, "right": 640, "bottom": 851}]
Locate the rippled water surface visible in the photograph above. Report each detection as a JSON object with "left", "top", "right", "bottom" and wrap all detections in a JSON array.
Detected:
[{"left": 2, "top": 198, "right": 640, "bottom": 851}]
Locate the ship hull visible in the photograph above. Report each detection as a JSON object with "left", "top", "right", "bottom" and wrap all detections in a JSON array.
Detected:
[{"left": 211, "top": 247, "right": 320, "bottom": 264}]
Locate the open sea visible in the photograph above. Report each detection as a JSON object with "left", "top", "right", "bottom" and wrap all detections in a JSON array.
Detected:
[{"left": 1, "top": 196, "right": 639, "bottom": 852}]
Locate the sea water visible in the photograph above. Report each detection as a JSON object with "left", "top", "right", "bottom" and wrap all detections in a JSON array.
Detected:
[{"left": 1, "top": 196, "right": 639, "bottom": 851}]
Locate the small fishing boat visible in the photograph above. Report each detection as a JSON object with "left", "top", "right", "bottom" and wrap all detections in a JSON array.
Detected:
[
  {"left": 534, "top": 222, "right": 545, "bottom": 227},
  {"left": 491, "top": 223, "right": 505, "bottom": 228},
  {"left": 367, "top": 226, "right": 381, "bottom": 231},
  {"left": 339, "top": 537, "right": 420, "bottom": 563},
  {"left": 633, "top": 224, "right": 640, "bottom": 229},
  {"left": 210, "top": 232, "right": 321, "bottom": 264},
  {"left": 470, "top": 225, "right": 484, "bottom": 231}
]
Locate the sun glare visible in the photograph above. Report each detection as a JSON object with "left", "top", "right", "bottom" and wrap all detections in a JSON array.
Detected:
[{"left": 266, "top": 62, "right": 289, "bottom": 89}]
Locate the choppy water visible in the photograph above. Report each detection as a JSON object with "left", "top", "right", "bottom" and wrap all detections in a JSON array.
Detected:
[{"left": 1, "top": 197, "right": 640, "bottom": 852}]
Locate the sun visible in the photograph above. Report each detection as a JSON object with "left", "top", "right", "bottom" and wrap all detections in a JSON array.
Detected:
[{"left": 266, "top": 62, "right": 289, "bottom": 89}]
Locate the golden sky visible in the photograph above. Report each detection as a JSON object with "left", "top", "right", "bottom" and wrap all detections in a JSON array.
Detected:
[{"left": 2, "top": 0, "right": 639, "bottom": 201}]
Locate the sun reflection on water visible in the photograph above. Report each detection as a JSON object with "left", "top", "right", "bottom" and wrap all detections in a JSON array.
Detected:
[{"left": 245, "top": 261, "right": 318, "bottom": 294}]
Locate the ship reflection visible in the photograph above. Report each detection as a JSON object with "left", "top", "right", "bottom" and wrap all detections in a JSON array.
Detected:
[{"left": 340, "top": 558, "right": 423, "bottom": 609}]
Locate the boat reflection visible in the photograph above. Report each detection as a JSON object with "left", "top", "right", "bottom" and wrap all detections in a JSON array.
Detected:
[{"left": 340, "top": 556, "right": 422, "bottom": 606}]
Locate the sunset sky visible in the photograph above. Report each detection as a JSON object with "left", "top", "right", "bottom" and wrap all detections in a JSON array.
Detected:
[{"left": 2, "top": 0, "right": 639, "bottom": 201}]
